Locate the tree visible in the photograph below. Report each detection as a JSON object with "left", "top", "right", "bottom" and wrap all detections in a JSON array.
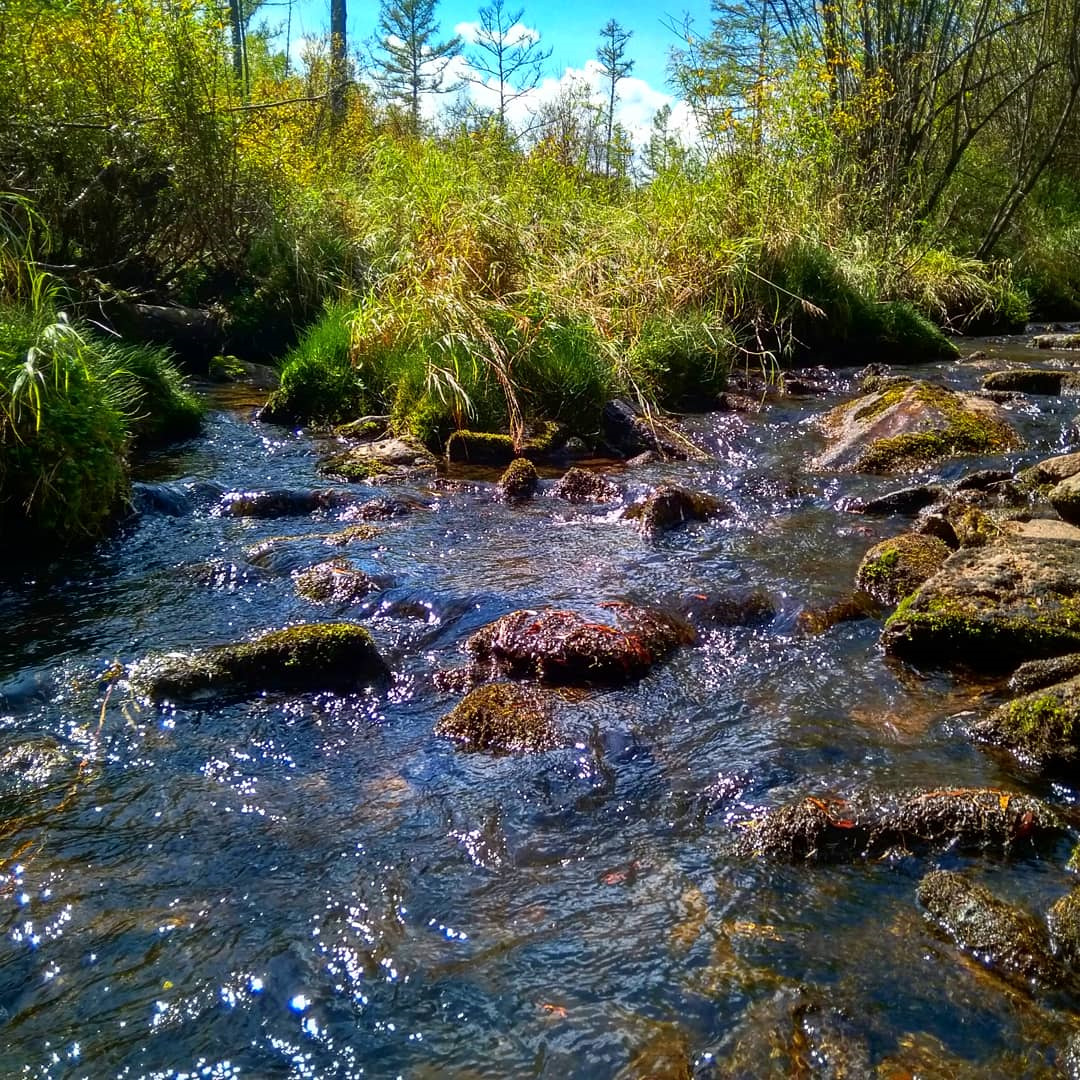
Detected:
[
  {"left": 374, "top": 0, "right": 462, "bottom": 132},
  {"left": 596, "top": 19, "right": 633, "bottom": 178},
  {"left": 461, "top": 0, "right": 551, "bottom": 131},
  {"left": 330, "top": 0, "right": 347, "bottom": 119}
]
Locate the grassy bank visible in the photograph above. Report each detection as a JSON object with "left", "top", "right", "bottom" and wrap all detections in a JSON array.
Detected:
[{"left": 1, "top": 239, "right": 203, "bottom": 549}]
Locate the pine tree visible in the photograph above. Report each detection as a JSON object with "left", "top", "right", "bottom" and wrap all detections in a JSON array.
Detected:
[
  {"left": 596, "top": 19, "right": 633, "bottom": 179},
  {"left": 374, "top": 0, "right": 461, "bottom": 132}
]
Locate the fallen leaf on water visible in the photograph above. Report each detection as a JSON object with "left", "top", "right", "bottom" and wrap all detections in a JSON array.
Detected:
[{"left": 539, "top": 1002, "right": 567, "bottom": 1018}]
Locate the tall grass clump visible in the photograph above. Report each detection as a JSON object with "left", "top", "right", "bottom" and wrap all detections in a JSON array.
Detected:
[{"left": 1, "top": 196, "right": 203, "bottom": 549}]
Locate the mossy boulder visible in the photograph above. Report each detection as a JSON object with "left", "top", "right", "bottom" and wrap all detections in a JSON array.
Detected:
[
  {"left": 497, "top": 457, "right": 538, "bottom": 500},
  {"left": 551, "top": 467, "right": 620, "bottom": 504},
  {"left": 733, "top": 787, "right": 1058, "bottom": 863},
  {"left": 131, "top": 623, "right": 388, "bottom": 703},
  {"left": 812, "top": 380, "right": 1022, "bottom": 474},
  {"left": 1050, "top": 473, "right": 1080, "bottom": 525},
  {"left": 981, "top": 369, "right": 1080, "bottom": 395},
  {"left": 333, "top": 415, "right": 390, "bottom": 440},
  {"left": 971, "top": 674, "right": 1080, "bottom": 774},
  {"left": 623, "top": 485, "right": 728, "bottom": 536},
  {"left": 1048, "top": 888, "right": 1080, "bottom": 968},
  {"left": 320, "top": 437, "right": 438, "bottom": 484},
  {"left": 435, "top": 683, "right": 559, "bottom": 753},
  {"left": 883, "top": 536, "right": 1080, "bottom": 669},
  {"left": 445, "top": 429, "right": 516, "bottom": 465},
  {"left": 916, "top": 869, "right": 1059, "bottom": 987},
  {"left": 463, "top": 604, "right": 695, "bottom": 686},
  {"left": 855, "top": 533, "right": 951, "bottom": 605},
  {"left": 292, "top": 560, "right": 379, "bottom": 606}
]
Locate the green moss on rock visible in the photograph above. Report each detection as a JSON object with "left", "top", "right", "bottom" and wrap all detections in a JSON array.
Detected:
[
  {"left": 856, "top": 532, "right": 951, "bottom": 605},
  {"left": 435, "top": 682, "right": 559, "bottom": 753},
  {"left": 446, "top": 429, "right": 516, "bottom": 465},
  {"left": 882, "top": 537, "right": 1080, "bottom": 669},
  {"left": 982, "top": 369, "right": 1079, "bottom": 395},
  {"left": 551, "top": 467, "right": 620, "bottom": 504},
  {"left": 292, "top": 560, "right": 379, "bottom": 605},
  {"left": 131, "top": 623, "right": 388, "bottom": 703},
  {"left": 498, "top": 457, "right": 538, "bottom": 500},
  {"left": 970, "top": 674, "right": 1080, "bottom": 773}
]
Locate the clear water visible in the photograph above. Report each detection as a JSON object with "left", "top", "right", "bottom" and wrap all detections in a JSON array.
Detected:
[{"left": 2, "top": 336, "right": 1079, "bottom": 1078}]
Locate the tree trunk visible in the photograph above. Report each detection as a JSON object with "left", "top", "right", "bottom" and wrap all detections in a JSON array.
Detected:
[{"left": 330, "top": 0, "right": 347, "bottom": 120}]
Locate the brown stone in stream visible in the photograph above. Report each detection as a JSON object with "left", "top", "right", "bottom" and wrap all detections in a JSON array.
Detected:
[
  {"left": 436, "top": 683, "right": 559, "bottom": 753},
  {"left": 550, "top": 467, "right": 620, "bottom": 504},
  {"left": 917, "top": 869, "right": 1060, "bottom": 987},
  {"left": 462, "top": 604, "right": 695, "bottom": 686}
]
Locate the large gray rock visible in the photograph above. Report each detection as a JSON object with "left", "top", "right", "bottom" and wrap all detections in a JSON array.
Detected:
[
  {"left": 882, "top": 536, "right": 1080, "bottom": 669},
  {"left": 812, "top": 380, "right": 1021, "bottom": 474}
]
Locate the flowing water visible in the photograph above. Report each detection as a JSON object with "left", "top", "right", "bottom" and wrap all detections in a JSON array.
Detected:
[{"left": 2, "top": 334, "right": 1080, "bottom": 1077}]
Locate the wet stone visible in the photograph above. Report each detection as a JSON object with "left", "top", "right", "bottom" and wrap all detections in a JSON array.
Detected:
[
  {"left": 796, "top": 591, "right": 880, "bottom": 635},
  {"left": 219, "top": 488, "right": 356, "bottom": 519},
  {"left": 678, "top": 587, "right": 776, "bottom": 628},
  {"left": 812, "top": 379, "right": 1021, "bottom": 474},
  {"left": 732, "top": 787, "right": 1059, "bottom": 863},
  {"left": 337, "top": 495, "right": 425, "bottom": 522},
  {"left": 846, "top": 484, "right": 944, "bottom": 517},
  {"left": 463, "top": 604, "right": 695, "bottom": 686},
  {"left": 623, "top": 485, "right": 728, "bottom": 536},
  {"left": 292, "top": 560, "right": 380, "bottom": 606},
  {"left": 497, "top": 458, "right": 538, "bottom": 500},
  {"left": 130, "top": 623, "right": 389, "bottom": 704},
  {"left": 970, "top": 673, "right": 1080, "bottom": 775},
  {"left": 1017, "top": 451, "right": 1080, "bottom": 490},
  {"left": 550, "top": 467, "right": 620, "bottom": 504},
  {"left": 1050, "top": 474, "right": 1080, "bottom": 525},
  {"left": 855, "top": 532, "right": 951, "bottom": 606},
  {"left": 917, "top": 869, "right": 1060, "bottom": 987},
  {"left": 435, "top": 683, "right": 559, "bottom": 753},
  {"left": 602, "top": 399, "right": 689, "bottom": 460},
  {"left": 1048, "top": 888, "right": 1080, "bottom": 969},
  {"left": 981, "top": 369, "right": 1080, "bottom": 395},
  {"left": 1008, "top": 653, "right": 1080, "bottom": 694},
  {"left": 882, "top": 536, "right": 1080, "bottom": 670}
]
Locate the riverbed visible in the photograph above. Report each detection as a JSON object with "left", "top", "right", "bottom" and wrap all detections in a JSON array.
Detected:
[{"left": 2, "top": 334, "right": 1079, "bottom": 1077}]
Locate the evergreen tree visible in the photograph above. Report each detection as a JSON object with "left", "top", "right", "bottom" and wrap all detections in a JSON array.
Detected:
[
  {"left": 596, "top": 19, "right": 633, "bottom": 178},
  {"left": 374, "top": 0, "right": 461, "bottom": 132}
]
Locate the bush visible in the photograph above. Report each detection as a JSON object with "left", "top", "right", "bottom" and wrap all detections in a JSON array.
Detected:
[{"left": 628, "top": 311, "right": 732, "bottom": 409}]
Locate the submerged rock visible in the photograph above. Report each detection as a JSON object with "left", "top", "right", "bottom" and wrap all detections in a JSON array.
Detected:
[
  {"left": 796, "top": 591, "right": 880, "bottom": 634},
  {"left": 623, "top": 485, "right": 728, "bottom": 536},
  {"left": 292, "top": 560, "right": 380, "bottom": 606},
  {"left": 882, "top": 537, "right": 1080, "bottom": 669},
  {"left": 971, "top": 674, "right": 1080, "bottom": 774},
  {"left": 733, "top": 787, "right": 1058, "bottom": 862},
  {"left": 337, "top": 495, "right": 425, "bottom": 521},
  {"left": 497, "top": 458, "right": 538, "bottom": 500},
  {"left": 678, "top": 587, "right": 776, "bottom": 628},
  {"left": 463, "top": 604, "right": 695, "bottom": 686},
  {"left": 320, "top": 437, "right": 437, "bottom": 483},
  {"left": 855, "top": 532, "right": 951, "bottom": 606},
  {"left": 917, "top": 869, "right": 1059, "bottom": 987},
  {"left": 1049, "top": 889, "right": 1080, "bottom": 969},
  {"left": 812, "top": 380, "right": 1021, "bottom": 474},
  {"left": 982, "top": 369, "right": 1080, "bottom": 395},
  {"left": 435, "top": 683, "right": 559, "bottom": 753},
  {"left": 131, "top": 623, "right": 388, "bottom": 703},
  {"left": 550, "top": 467, "right": 620, "bottom": 504},
  {"left": 220, "top": 488, "right": 356, "bottom": 519}
]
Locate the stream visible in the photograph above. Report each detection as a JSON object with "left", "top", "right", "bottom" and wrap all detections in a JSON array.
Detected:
[{"left": 1, "top": 333, "right": 1079, "bottom": 1077}]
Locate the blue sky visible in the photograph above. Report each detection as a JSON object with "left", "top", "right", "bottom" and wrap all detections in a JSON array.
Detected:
[{"left": 276, "top": 0, "right": 710, "bottom": 96}]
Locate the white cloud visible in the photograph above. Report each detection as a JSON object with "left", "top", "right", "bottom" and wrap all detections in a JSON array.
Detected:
[{"left": 454, "top": 20, "right": 540, "bottom": 48}]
